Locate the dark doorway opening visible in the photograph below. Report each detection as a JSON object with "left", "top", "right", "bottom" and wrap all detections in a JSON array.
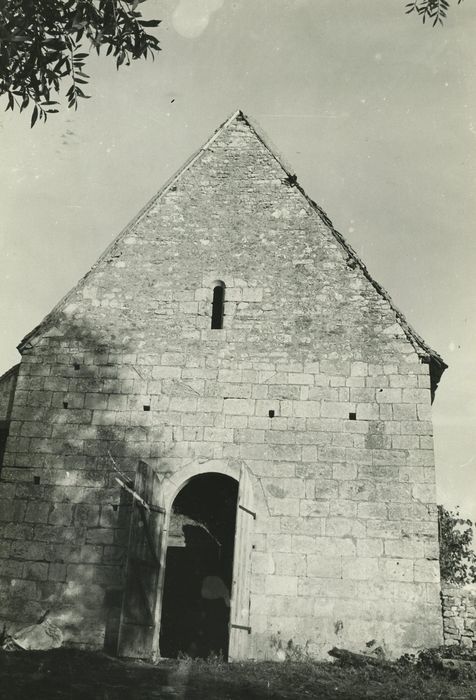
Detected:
[{"left": 159, "top": 473, "right": 238, "bottom": 659}]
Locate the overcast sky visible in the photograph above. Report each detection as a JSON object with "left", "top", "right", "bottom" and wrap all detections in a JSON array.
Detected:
[{"left": 1, "top": 0, "right": 475, "bottom": 518}]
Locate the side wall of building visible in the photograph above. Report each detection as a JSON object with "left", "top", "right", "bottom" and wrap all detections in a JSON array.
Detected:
[
  {"left": 442, "top": 586, "right": 476, "bottom": 651},
  {"left": 0, "top": 116, "right": 443, "bottom": 657},
  {"left": 0, "top": 364, "right": 19, "bottom": 475}
]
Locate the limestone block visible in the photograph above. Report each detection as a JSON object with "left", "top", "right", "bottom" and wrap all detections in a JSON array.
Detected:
[
  {"left": 417, "top": 404, "right": 432, "bottom": 421},
  {"left": 309, "top": 387, "right": 339, "bottom": 401},
  {"left": 460, "top": 636, "right": 474, "bottom": 649},
  {"left": 375, "top": 483, "right": 411, "bottom": 502},
  {"left": 9, "top": 578, "right": 39, "bottom": 600},
  {"left": 268, "top": 534, "right": 292, "bottom": 553},
  {"left": 0, "top": 560, "right": 23, "bottom": 578},
  {"left": 262, "top": 478, "right": 305, "bottom": 499},
  {"left": 332, "top": 463, "right": 358, "bottom": 480},
  {"left": 401, "top": 420, "right": 432, "bottom": 436},
  {"left": 265, "top": 574, "right": 298, "bottom": 596},
  {"left": 85, "top": 394, "right": 108, "bottom": 410},
  {"left": 384, "top": 539, "right": 424, "bottom": 559},
  {"left": 300, "top": 500, "right": 330, "bottom": 518},
  {"left": 147, "top": 364, "right": 180, "bottom": 380},
  {"left": 346, "top": 377, "right": 366, "bottom": 388},
  {"left": 307, "top": 555, "right": 343, "bottom": 578},
  {"left": 23, "top": 561, "right": 49, "bottom": 581},
  {"left": 366, "top": 520, "right": 404, "bottom": 539},
  {"left": 273, "top": 553, "right": 306, "bottom": 577},
  {"left": 321, "top": 402, "right": 355, "bottom": 419},
  {"left": 48, "top": 563, "right": 67, "bottom": 582},
  {"left": 342, "top": 557, "right": 379, "bottom": 581},
  {"left": 412, "top": 483, "right": 436, "bottom": 503},
  {"left": 48, "top": 505, "right": 73, "bottom": 527},
  {"left": 392, "top": 435, "right": 419, "bottom": 450},
  {"left": 85, "top": 528, "right": 114, "bottom": 545},
  {"left": 301, "top": 445, "right": 318, "bottom": 462},
  {"left": 325, "top": 517, "right": 366, "bottom": 538},
  {"left": 413, "top": 559, "right": 440, "bottom": 583},
  {"left": 402, "top": 388, "right": 430, "bottom": 405},
  {"left": 203, "top": 427, "right": 233, "bottom": 442},
  {"left": 294, "top": 401, "right": 321, "bottom": 418},
  {"left": 376, "top": 388, "right": 402, "bottom": 404},
  {"left": 242, "top": 288, "right": 263, "bottom": 302},
  {"left": 351, "top": 362, "right": 368, "bottom": 377},
  {"left": 350, "top": 388, "right": 376, "bottom": 403},
  {"left": 265, "top": 431, "right": 296, "bottom": 445},
  {"left": 251, "top": 385, "right": 269, "bottom": 399},
  {"left": 225, "top": 415, "right": 247, "bottom": 429},
  {"left": 419, "top": 436, "right": 434, "bottom": 450},
  {"left": 358, "top": 465, "right": 399, "bottom": 481},
  {"left": 389, "top": 375, "right": 418, "bottom": 388},
  {"left": 267, "top": 498, "right": 300, "bottom": 517},
  {"left": 380, "top": 558, "right": 413, "bottom": 582},
  {"left": 303, "top": 362, "right": 320, "bottom": 374},
  {"left": 24, "top": 502, "right": 50, "bottom": 524},
  {"left": 339, "top": 481, "right": 376, "bottom": 501},
  {"left": 320, "top": 360, "right": 350, "bottom": 375},
  {"left": 281, "top": 516, "right": 323, "bottom": 536},
  {"left": 329, "top": 500, "right": 357, "bottom": 518},
  {"left": 224, "top": 398, "right": 254, "bottom": 415},
  {"left": 298, "top": 577, "right": 357, "bottom": 599},
  {"left": 356, "top": 538, "right": 383, "bottom": 557},
  {"left": 313, "top": 480, "right": 339, "bottom": 500},
  {"left": 357, "top": 502, "right": 387, "bottom": 519},
  {"left": 251, "top": 461, "right": 296, "bottom": 478}
]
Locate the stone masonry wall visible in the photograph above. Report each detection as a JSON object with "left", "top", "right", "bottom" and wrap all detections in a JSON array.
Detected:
[
  {"left": 0, "top": 365, "right": 19, "bottom": 424},
  {"left": 0, "top": 114, "right": 444, "bottom": 659},
  {"left": 442, "top": 586, "right": 476, "bottom": 650},
  {"left": 0, "top": 365, "right": 18, "bottom": 472}
]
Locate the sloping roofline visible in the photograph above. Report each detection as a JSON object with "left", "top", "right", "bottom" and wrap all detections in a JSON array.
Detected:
[{"left": 18, "top": 109, "right": 447, "bottom": 398}]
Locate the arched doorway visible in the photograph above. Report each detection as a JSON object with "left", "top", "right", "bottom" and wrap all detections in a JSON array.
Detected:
[{"left": 159, "top": 473, "right": 238, "bottom": 659}]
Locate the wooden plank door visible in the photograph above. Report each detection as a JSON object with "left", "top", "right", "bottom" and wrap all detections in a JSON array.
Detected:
[
  {"left": 117, "top": 461, "right": 164, "bottom": 659},
  {"left": 228, "top": 465, "right": 255, "bottom": 661}
]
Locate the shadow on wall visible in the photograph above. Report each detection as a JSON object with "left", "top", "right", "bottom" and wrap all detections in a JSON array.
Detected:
[{"left": 0, "top": 312, "right": 195, "bottom": 652}]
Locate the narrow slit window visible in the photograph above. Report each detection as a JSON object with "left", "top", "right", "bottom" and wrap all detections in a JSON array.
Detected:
[{"left": 211, "top": 281, "right": 225, "bottom": 329}]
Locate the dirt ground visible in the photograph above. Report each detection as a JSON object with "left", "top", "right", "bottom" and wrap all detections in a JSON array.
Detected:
[{"left": 1, "top": 648, "right": 476, "bottom": 700}]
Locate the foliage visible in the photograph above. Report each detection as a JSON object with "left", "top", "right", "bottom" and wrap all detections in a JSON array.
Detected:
[
  {"left": 438, "top": 505, "right": 476, "bottom": 585},
  {"left": 405, "top": 0, "right": 465, "bottom": 26},
  {"left": 0, "top": 0, "right": 161, "bottom": 126}
]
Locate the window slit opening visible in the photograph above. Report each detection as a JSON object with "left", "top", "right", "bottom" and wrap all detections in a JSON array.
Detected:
[{"left": 211, "top": 282, "right": 225, "bottom": 329}]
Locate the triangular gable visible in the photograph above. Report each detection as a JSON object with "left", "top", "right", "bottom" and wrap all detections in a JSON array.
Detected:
[{"left": 17, "top": 110, "right": 447, "bottom": 395}]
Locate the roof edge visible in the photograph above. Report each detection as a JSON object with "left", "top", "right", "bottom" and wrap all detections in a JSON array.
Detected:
[
  {"left": 237, "top": 111, "right": 447, "bottom": 382},
  {"left": 18, "top": 109, "right": 244, "bottom": 352},
  {"left": 17, "top": 110, "right": 448, "bottom": 397},
  {"left": 0, "top": 363, "right": 20, "bottom": 385}
]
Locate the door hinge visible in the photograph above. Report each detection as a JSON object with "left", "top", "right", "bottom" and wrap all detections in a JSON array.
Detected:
[
  {"left": 239, "top": 504, "right": 256, "bottom": 519},
  {"left": 230, "top": 623, "right": 251, "bottom": 634}
]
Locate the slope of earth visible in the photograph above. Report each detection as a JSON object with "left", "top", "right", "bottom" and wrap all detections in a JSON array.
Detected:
[{"left": 1, "top": 648, "right": 475, "bottom": 699}]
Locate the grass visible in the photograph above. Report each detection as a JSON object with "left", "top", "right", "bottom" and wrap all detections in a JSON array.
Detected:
[{"left": 0, "top": 646, "right": 475, "bottom": 699}]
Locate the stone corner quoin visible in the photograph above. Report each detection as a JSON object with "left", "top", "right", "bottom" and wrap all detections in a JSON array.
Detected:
[{"left": 0, "top": 111, "right": 447, "bottom": 661}]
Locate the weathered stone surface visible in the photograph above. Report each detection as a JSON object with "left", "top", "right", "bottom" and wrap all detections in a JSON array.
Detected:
[
  {"left": 0, "top": 111, "right": 445, "bottom": 660},
  {"left": 441, "top": 586, "right": 476, "bottom": 651}
]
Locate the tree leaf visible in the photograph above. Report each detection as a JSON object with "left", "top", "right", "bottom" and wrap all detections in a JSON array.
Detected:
[{"left": 30, "top": 105, "right": 39, "bottom": 128}]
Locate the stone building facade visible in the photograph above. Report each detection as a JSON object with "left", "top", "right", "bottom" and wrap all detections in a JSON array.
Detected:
[{"left": 0, "top": 111, "right": 447, "bottom": 660}]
